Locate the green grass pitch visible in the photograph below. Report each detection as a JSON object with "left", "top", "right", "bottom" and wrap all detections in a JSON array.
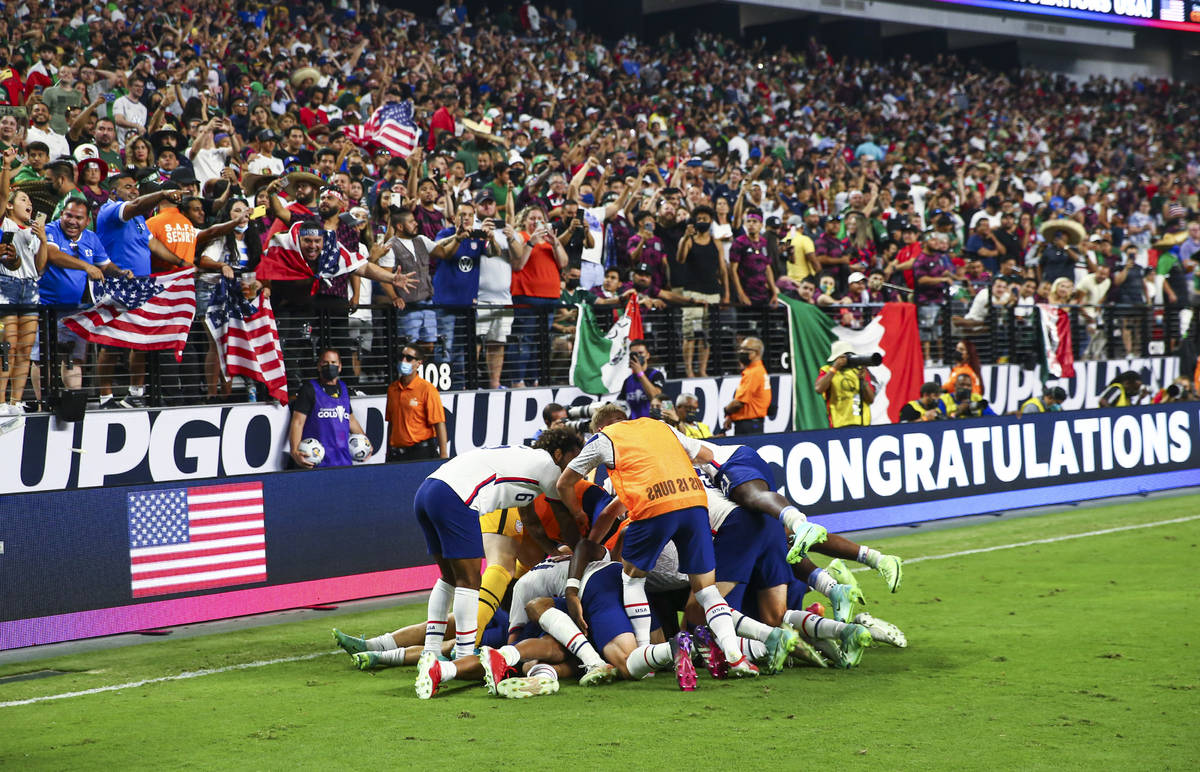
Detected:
[{"left": 2, "top": 495, "right": 1198, "bottom": 769}]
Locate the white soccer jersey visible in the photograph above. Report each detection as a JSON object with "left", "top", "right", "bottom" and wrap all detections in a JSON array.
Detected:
[
  {"left": 700, "top": 473, "right": 738, "bottom": 532},
  {"left": 506, "top": 557, "right": 613, "bottom": 634},
  {"left": 696, "top": 440, "right": 740, "bottom": 483},
  {"left": 428, "top": 446, "right": 562, "bottom": 515},
  {"left": 646, "top": 541, "right": 689, "bottom": 592}
]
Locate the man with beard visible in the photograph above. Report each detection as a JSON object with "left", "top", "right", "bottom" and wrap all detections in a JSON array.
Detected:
[
  {"left": 263, "top": 167, "right": 324, "bottom": 240},
  {"left": 26, "top": 101, "right": 70, "bottom": 161},
  {"left": 90, "top": 118, "right": 123, "bottom": 171}
]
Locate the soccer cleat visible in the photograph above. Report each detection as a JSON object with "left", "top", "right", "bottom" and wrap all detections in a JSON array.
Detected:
[
  {"left": 673, "top": 631, "right": 697, "bottom": 691},
  {"left": 826, "top": 559, "right": 865, "bottom": 602},
  {"left": 579, "top": 663, "right": 617, "bottom": 687},
  {"left": 788, "top": 637, "right": 829, "bottom": 668},
  {"left": 332, "top": 628, "right": 368, "bottom": 656},
  {"left": 414, "top": 650, "right": 442, "bottom": 699},
  {"left": 480, "top": 646, "right": 514, "bottom": 696},
  {"left": 834, "top": 623, "right": 873, "bottom": 669},
  {"left": 875, "top": 554, "right": 904, "bottom": 593},
  {"left": 726, "top": 655, "right": 760, "bottom": 678},
  {"left": 497, "top": 675, "right": 560, "bottom": 699},
  {"left": 785, "top": 521, "right": 828, "bottom": 564},
  {"left": 351, "top": 651, "right": 382, "bottom": 671},
  {"left": 764, "top": 624, "right": 799, "bottom": 675},
  {"left": 691, "top": 626, "right": 728, "bottom": 679},
  {"left": 806, "top": 601, "right": 827, "bottom": 617},
  {"left": 854, "top": 612, "right": 908, "bottom": 648},
  {"left": 828, "top": 583, "right": 863, "bottom": 623}
]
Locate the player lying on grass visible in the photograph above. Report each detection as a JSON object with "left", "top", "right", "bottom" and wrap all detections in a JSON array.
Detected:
[
  {"left": 411, "top": 428, "right": 584, "bottom": 661},
  {"left": 558, "top": 405, "right": 760, "bottom": 678},
  {"left": 696, "top": 440, "right": 904, "bottom": 592}
]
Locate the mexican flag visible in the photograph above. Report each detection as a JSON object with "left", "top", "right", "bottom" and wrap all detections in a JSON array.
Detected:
[
  {"left": 1036, "top": 303, "right": 1076, "bottom": 380},
  {"left": 569, "top": 301, "right": 638, "bottom": 395},
  {"left": 781, "top": 298, "right": 924, "bottom": 427}
]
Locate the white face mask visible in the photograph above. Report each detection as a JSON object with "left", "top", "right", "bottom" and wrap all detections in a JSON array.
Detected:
[{"left": 234, "top": 223, "right": 249, "bottom": 233}]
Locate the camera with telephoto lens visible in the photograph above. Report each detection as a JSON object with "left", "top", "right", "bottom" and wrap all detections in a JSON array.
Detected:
[{"left": 843, "top": 352, "right": 882, "bottom": 369}]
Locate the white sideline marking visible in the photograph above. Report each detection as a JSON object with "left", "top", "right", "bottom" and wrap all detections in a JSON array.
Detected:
[
  {"left": 0, "top": 650, "right": 339, "bottom": 708},
  {"left": 6, "top": 514, "right": 1200, "bottom": 708},
  {"left": 849, "top": 514, "right": 1200, "bottom": 572}
]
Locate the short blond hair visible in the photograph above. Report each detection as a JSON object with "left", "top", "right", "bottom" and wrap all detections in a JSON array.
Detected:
[{"left": 589, "top": 402, "right": 629, "bottom": 433}]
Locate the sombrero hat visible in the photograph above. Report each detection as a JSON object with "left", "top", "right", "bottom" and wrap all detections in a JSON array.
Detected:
[
  {"left": 284, "top": 166, "right": 324, "bottom": 196},
  {"left": 1152, "top": 231, "right": 1189, "bottom": 251},
  {"left": 150, "top": 126, "right": 185, "bottom": 154},
  {"left": 291, "top": 67, "right": 321, "bottom": 87},
  {"left": 1038, "top": 219, "right": 1086, "bottom": 246},
  {"left": 461, "top": 117, "right": 494, "bottom": 135},
  {"left": 241, "top": 170, "right": 279, "bottom": 197}
]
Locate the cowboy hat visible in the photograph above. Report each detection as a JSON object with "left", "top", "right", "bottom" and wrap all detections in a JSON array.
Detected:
[
  {"left": 283, "top": 166, "right": 325, "bottom": 197},
  {"left": 150, "top": 126, "right": 184, "bottom": 154},
  {"left": 1038, "top": 218, "right": 1086, "bottom": 246},
  {"left": 241, "top": 170, "right": 279, "bottom": 197}
]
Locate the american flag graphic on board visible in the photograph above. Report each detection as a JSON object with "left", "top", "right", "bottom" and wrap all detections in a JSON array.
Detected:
[
  {"left": 127, "top": 482, "right": 267, "bottom": 598},
  {"left": 343, "top": 99, "right": 420, "bottom": 158}
]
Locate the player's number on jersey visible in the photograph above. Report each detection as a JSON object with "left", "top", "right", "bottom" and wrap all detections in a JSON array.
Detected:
[
  {"left": 419, "top": 363, "right": 452, "bottom": 390},
  {"left": 513, "top": 492, "right": 534, "bottom": 502}
]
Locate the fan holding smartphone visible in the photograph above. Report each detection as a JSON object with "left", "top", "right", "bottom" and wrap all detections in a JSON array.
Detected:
[{"left": 0, "top": 180, "right": 50, "bottom": 413}]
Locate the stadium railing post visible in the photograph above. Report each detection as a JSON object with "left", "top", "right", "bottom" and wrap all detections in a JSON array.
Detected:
[{"left": 463, "top": 306, "right": 479, "bottom": 391}]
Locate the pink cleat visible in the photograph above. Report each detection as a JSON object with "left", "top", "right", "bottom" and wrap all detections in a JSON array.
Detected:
[
  {"left": 691, "top": 626, "right": 729, "bottom": 679},
  {"left": 673, "top": 632, "right": 697, "bottom": 691}
]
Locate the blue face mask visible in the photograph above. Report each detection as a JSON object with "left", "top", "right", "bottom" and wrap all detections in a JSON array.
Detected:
[
  {"left": 399, "top": 361, "right": 414, "bottom": 376},
  {"left": 580, "top": 193, "right": 595, "bottom": 206}
]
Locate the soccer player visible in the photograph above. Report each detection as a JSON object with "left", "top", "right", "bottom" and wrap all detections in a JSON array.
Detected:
[
  {"left": 411, "top": 427, "right": 583, "bottom": 662},
  {"left": 557, "top": 404, "right": 759, "bottom": 678},
  {"left": 334, "top": 608, "right": 513, "bottom": 668}
]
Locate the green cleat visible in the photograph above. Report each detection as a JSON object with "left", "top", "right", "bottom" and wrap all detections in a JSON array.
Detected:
[
  {"left": 351, "top": 651, "right": 382, "bottom": 671},
  {"left": 785, "top": 521, "right": 828, "bottom": 564},
  {"left": 415, "top": 651, "right": 442, "bottom": 699},
  {"left": 332, "top": 628, "right": 368, "bottom": 656},
  {"left": 835, "top": 623, "right": 873, "bottom": 669},
  {"left": 828, "top": 583, "right": 863, "bottom": 623},
  {"left": 875, "top": 554, "right": 904, "bottom": 593},
  {"left": 788, "top": 636, "right": 829, "bottom": 668},
  {"left": 825, "top": 559, "right": 865, "bottom": 602},
  {"left": 497, "top": 675, "right": 560, "bottom": 699},
  {"left": 579, "top": 663, "right": 617, "bottom": 687},
  {"left": 854, "top": 612, "right": 908, "bottom": 648},
  {"left": 764, "top": 624, "right": 799, "bottom": 675}
]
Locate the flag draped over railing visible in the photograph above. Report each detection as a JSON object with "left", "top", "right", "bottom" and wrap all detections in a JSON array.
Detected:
[
  {"left": 204, "top": 278, "right": 289, "bottom": 404},
  {"left": 64, "top": 268, "right": 197, "bottom": 361}
]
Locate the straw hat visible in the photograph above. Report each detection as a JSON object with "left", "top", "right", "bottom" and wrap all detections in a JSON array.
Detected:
[{"left": 1038, "top": 218, "right": 1086, "bottom": 245}]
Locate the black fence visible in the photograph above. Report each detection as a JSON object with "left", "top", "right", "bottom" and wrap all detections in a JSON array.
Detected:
[{"left": 0, "top": 300, "right": 1186, "bottom": 410}]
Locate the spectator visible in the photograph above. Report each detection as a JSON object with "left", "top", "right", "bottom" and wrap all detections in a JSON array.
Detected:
[
  {"left": 723, "top": 335, "right": 771, "bottom": 434},
  {"left": 945, "top": 340, "right": 984, "bottom": 398},
  {"left": 432, "top": 202, "right": 488, "bottom": 389},
  {"left": 626, "top": 209, "right": 668, "bottom": 294},
  {"left": 289, "top": 348, "right": 368, "bottom": 469},
  {"left": 196, "top": 199, "right": 260, "bottom": 401},
  {"left": 619, "top": 339, "right": 665, "bottom": 420},
  {"left": 673, "top": 393, "right": 713, "bottom": 439},
  {"left": 677, "top": 205, "right": 728, "bottom": 378},
  {"left": 1110, "top": 243, "right": 1151, "bottom": 357},
  {"left": 25, "top": 101, "right": 70, "bottom": 162},
  {"left": 729, "top": 208, "right": 778, "bottom": 308},
  {"left": 816, "top": 340, "right": 876, "bottom": 428},
  {"left": 964, "top": 219, "right": 1006, "bottom": 275},
  {"left": 477, "top": 220, "right": 521, "bottom": 389},
  {"left": 385, "top": 344, "right": 448, "bottom": 461},
  {"left": 509, "top": 204, "right": 568, "bottom": 387},
  {"left": 0, "top": 180, "right": 49, "bottom": 413},
  {"left": 899, "top": 382, "right": 945, "bottom": 422}
]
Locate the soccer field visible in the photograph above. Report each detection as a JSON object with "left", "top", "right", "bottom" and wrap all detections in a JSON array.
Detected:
[{"left": 2, "top": 495, "right": 1198, "bottom": 769}]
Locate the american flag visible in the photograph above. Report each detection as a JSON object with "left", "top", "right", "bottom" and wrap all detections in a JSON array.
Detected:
[
  {"left": 127, "top": 482, "right": 267, "bottom": 598},
  {"left": 204, "top": 278, "right": 289, "bottom": 404},
  {"left": 64, "top": 268, "right": 197, "bottom": 361},
  {"left": 343, "top": 99, "right": 420, "bottom": 158}
]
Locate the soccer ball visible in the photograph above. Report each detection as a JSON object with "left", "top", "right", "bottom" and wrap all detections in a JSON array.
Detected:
[
  {"left": 348, "top": 433, "right": 372, "bottom": 463},
  {"left": 297, "top": 437, "right": 325, "bottom": 467}
]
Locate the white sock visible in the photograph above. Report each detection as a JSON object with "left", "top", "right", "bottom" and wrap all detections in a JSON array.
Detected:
[
  {"left": 783, "top": 608, "right": 844, "bottom": 640},
  {"left": 739, "top": 636, "right": 769, "bottom": 663},
  {"left": 128, "top": 385, "right": 144, "bottom": 397},
  {"left": 375, "top": 646, "right": 415, "bottom": 666},
  {"left": 528, "top": 663, "right": 558, "bottom": 681},
  {"left": 695, "top": 584, "right": 742, "bottom": 663},
  {"left": 436, "top": 660, "right": 458, "bottom": 683},
  {"left": 808, "top": 567, "right": 836, "bottom": 597},
  {"left": 452, "top": 587, "right": 480, "bottom": 658},
  {"left": 626, "top": 642, "right": 673, "bottom": 679},
  {"left": 498, "top": 645, "right": 521, "bottom": 667},
  {"left": 732, "top": 610, "right": 774, "bottom": 643},
  {"left": 424, "top": 579, "right": 455, "bottom": 653},
  {"left": 858, "top": 546, "right": 882, "bottom": 568},
  {"left": 538, "top": 607, "right": 605, "bottom": 668},
  {"left": 779, "top": 505, "right": 807, "bottom": 533},
  {"left": 621, "top": 573, "right": 652, "bottom": 646},
  {"left": 366, "top": 633, "right": 399, "bottom": 652}
]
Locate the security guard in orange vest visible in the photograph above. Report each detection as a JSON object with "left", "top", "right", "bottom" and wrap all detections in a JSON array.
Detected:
[{"left": 556, "top": 403, "right": 760, "bottom": 678}]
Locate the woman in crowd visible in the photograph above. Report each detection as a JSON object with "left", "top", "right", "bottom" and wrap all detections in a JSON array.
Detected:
[{"left": 0, "top": 182, "right": 49, "bottom": 413}]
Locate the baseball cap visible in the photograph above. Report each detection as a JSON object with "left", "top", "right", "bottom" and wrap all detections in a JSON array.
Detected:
[
  {"left": 847, "top": 271, "right": 866, "bottom": 284},
  {"left": 632, "top": 263, "right": 653, "bottom": 275}
]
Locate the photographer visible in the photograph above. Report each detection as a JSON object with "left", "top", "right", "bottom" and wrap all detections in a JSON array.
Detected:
[
  {"left": 619, "top": 339, "right": 665, "bottom": 419},
  {"left": 1020, "top": 385, "right": 1067, "bottom": 415},
  {"left": 673, "top": 393, "right": 713, "bottom": 439},
  {"left": 942, "top": 373, "right": 995, "bottom": 419},
  {"left": 554, "top": 199, "right": 594, "bottom": 269},
  {"left": 531, "top": 402, "right": 567, "bottom": 443},
  {"left": 1153, "top": 377, "right": 1195, "bottom": 404},
  {"left": 899, "top": 382, "right": 945, "bottom": 422},
  {"left": 816, "top": 341, "right": 878, "bottom": 427},
  {"left": 1099, "top": 370, "right": 1147, "bottom": 408}
]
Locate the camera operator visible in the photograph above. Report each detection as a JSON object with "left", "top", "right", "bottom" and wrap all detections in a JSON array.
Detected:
[
  {"left": 1020, "top": 385, "right": 1067, "bottom": 415},
  {"left": 899, "top": 382, "right": 945, "bottom": 422},
  {"left": 1153, "top": 377, "right": 1196, "bottom": 404},
  {"left": 619, "top": 339, "right": 665, "bottom": 419},
  {"left": 530, "top": 401, "right": 567, "bottom": 443},
  {"left": 942, "top": 373, "right": 995, "bottom": 419},
  {"left": 816, "top": 341, "right": 878, "bottom": 428}
]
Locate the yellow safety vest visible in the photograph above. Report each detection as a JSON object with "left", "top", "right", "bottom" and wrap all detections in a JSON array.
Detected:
[{"left": 1021, "top": 397, "right": 1045, "bottom": 413}]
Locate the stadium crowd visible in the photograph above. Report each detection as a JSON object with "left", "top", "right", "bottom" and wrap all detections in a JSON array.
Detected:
[{"left": 0, "top": 0, "right": 1198, "bottom": 415}]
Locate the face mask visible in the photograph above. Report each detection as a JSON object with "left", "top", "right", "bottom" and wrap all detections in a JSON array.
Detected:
[
  {"left": 580, "top": 193, "right": 595, "bottom": 205},
  {"left": 234, "top": 224, "right": 249, "bottom": 233},
  {"left": 737, "top": 352, "right": 752, "bottom": 366},
  {"left": 694, "top": 221, "right": 711, "bottom": 233},
  {"left": 399, "top": 361, "right": 414, "bottom": 376},
  {"left": 319, "top": 363, "right": 340, "bottom": 381},
  {"left": 565, "top": 278, "right": 580, "bottom": 290}
]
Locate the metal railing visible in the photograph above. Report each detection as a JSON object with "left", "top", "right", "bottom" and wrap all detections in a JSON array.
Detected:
[{"left": 0, "top": 300, "right": 1186, "bottom": 410}]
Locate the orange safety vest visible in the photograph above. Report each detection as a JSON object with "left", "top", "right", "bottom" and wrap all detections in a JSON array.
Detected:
[
  {"left": 601, "top": 418, "right": 707, "bottom": 521},
  {"left": 532, "top": 479, "right": 599, "bottom": 543}
]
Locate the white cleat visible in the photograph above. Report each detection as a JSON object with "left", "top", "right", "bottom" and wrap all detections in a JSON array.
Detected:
[{"left": 854, "top": 612, "right": 908, "bottom": 648}]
